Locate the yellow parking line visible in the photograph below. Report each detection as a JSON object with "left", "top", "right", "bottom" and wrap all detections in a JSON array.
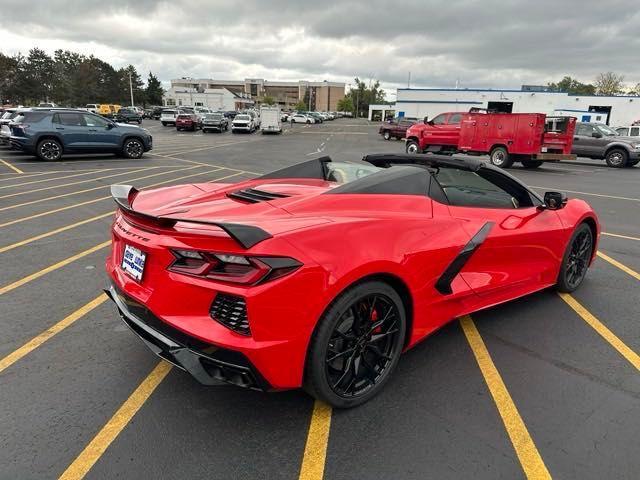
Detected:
[
  {"left": 0, "top": 158, "right": 23, "bottom": 174},
  {"left": 558, "top": 293, "right": 640, "bottom": 371},
  {"left": 460, "top": 316, "right": 551, "bottom": 480},
  {"left": 0, "top": 169, "right": 241, "bottom": 253},
  {"left": 58, "top": 361, "right": 172, "bottom": 480},
  {"left": 298, "top": 400, "right": 332, "bottom": 480},
  {"left": 0, "top": 166, "right": 205, "bottom": 228},
  {"left": 0, "top": 241, "right": 111, "bottom": 296},
  {"left": 0, "top": 294, "right": 107, "bottom": 374},
  {"left": 0, "top": 166, "right": 154, "bottom": 201},
  {"left": 0, "top": 168, "right": 111, "bottom": 190},
  {"left": 597, "top": 251, "right": 640, "bottom": 281},
  {"left": 602, "top": 231, "right": 640, "bottom": 242},
  {"left": 0, "top": 170, "right": 86, "bottom": 182},
  {"left": 149, "top": 152, "right": 260, "bottom": 176}
]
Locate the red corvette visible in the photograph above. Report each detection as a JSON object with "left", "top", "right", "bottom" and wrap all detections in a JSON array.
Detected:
[{"left": 105, "top": 154, "right": 599, "bottom": 407}]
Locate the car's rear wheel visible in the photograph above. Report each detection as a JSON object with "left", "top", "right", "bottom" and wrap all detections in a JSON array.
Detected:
[
  {"left": 522, "top": 160, "right": 543, "bottom": 169},
  {"left": 122, "top": 138, "right": 144, "bottom": 159},
  {"left": 383, "top": 130, "right": 391, "bottom": 140},
  {"left": 605, "top": 148, "right": 628, "bottom": 168},
  {"left": 556, "top": 223, "right": 593, "bottom": 293},
  {"left": 405, "top": 139, "right": 421, "bottom": 154},
  {"left": 489, "top": 146, "right": 513, "bottom": 168},
  {"left": 304, "top": 280, "right": 406, "bottom": 408},
  {"left": 36, "top": 139, "right": 63, "bottom": 161}
]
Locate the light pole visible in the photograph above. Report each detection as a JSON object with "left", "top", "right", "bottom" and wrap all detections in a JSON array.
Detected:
[{"left": 129, "top": 72, "right": 134, "bottom": 107}]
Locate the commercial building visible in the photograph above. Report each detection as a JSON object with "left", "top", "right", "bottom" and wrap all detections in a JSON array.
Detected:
[
  {"left": 388, "top": 86, "right": 640, "bottom": 126},
  {"left": 168, "top": 78, "right": 345, "bottom": 111},
  {"left": 163, "top": 86, "right": 253, "bottom": 111}
]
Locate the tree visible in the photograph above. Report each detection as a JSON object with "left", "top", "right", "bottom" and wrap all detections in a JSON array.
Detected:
[
  {"left": 294, "top": 100, "right": 307, "bottom": 112},
  {"left": 595, "top": 72, "right": 624, "bottom": 96},
  {"left": 626, "top": 83, "right": 640, "bottom": 96},
  {"left": 337, "top": 96, "right": 354, "bottom": 113},
  {"left": 261, "top": 94, "right": 275, "bottom": 105},
  {"left": 547, "top": 76, "right": 595, "bottom": 95},
  {"left": 145, "top": 72, "right": 164, "bottom": 106},
  {"left": 120, "top": 65, "right": 144, "bottom": 106},
  {"left": 0, "top": 53, "right": 19, "bottom": 105},
  {"left": 347, "top": 77, "right": 385, "bottom": 118}
]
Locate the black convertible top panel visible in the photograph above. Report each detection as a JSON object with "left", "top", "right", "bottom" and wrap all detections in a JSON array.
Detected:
[
  {"left": 258, "top": 156, "right": 332, "bottom": 180},
  {"left": 326, "top": 165, "right": 430, "bottom": 196},
  {"left": 363, "top": 153, "right": 484, "bottom": 171}
]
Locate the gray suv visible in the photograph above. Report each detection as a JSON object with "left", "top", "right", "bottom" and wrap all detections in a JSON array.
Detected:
[
  {"left": 9, "top": 109, "right": 152, "bottom": 161},
  {"left": 572, "top": 122, "right": 640, "bottom": 168}
]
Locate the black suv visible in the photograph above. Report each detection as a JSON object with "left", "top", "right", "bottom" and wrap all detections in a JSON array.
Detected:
[
  {"left": 9, "top": 109, "right": 152, "bottom": 161},
  {"left": 114, "top": 107, "right": 143, "bottom": 124}
]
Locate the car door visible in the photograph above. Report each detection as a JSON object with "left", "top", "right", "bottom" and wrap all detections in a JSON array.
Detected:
[
  {"left": 433, "top": 167, "right": 566, "bottom": 302},
  {"left": 82, "top": 113, "right": 120, "bottom": 149},
  {"left": 52, "top": 112, "right": 90, "bottom": 149},
  {"left": 572, "top": 123, "right": 593, "bottom": 156}
]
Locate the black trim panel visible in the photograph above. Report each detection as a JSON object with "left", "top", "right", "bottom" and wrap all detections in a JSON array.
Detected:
[{"left": 435, "top": 222, "right": 494, "bottom": 295}]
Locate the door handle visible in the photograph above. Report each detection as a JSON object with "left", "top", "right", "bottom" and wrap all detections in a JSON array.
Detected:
[
  {"left": 56, "top": 127, "right": 64, "bottom": 130},
  {"left": 88, "top": 129, "right": 97, "bottom": 132},
  {"left": 573, "top": 137, "right": 579, "bottom": 141}
]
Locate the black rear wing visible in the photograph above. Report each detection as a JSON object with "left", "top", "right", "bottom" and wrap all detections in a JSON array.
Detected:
[{"left": 110, "top": 185, "right": 272, "bottom": 249}]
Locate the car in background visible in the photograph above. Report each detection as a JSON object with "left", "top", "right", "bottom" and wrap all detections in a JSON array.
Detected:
[
  {"left": 307, "top": 112, "right": 323, "bottom": 123},
  {"left": 38, "top": 102, "right": 58, "bottom": 108},
  {"left": 149, "top": 106, "right": 164, "bottom": 120},
  {"left": 224, "top": 111, "right": 238, "bottom": 120},
  {"left": 202, "top": 112, "right": 228, "bottom": 133},
  {"left": 231, "top": 113, "right": 255, "bottom": 133},
  {"left": 161, "top": 109, "right": 181, "bottom": 126},
  {"left": 615, "top": 125, "right": 640, "bottom": 137},
  {"left": 379, "top": 117, "right": 418, "bottom": 140},
  {"left": 115, "top": 107, "right": 143, "bottom": 124},
  {"left": 84, "top": 104, "right": 100, "bottom": 114},
  {"left": 175, "top": 113, "right": 202, "bottom": 131},
  {"left": 260, "top": 105, "right": 282, "bottom": 134},
  {"left": 0, "top": 108, "right": 20, "bottom": 145},
  {"left": 281, "top": 112, "right": 291, "bottom": 122},
  {"left": 291, "top": 113, "right": 314, "bottom": 124},
  {"left": 573, "top": 122, "right": 640, "bottom": 167},
  {"left": 8, "top": 109, "right": 152, "bottom": 161}
]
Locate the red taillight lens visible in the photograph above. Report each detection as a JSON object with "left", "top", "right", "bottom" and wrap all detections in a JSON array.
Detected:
[{"left": 168, "top": 250, "right": 301, "bottom": 285}]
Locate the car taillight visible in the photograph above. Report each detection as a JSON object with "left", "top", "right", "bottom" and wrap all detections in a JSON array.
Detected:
[{"left": 168, "top": 249, "right": 302, "bottom": 285}]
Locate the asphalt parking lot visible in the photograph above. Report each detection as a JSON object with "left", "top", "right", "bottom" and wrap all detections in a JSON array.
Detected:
[{"left": 1, "top": 118, "right": 639, "bottom": 480}]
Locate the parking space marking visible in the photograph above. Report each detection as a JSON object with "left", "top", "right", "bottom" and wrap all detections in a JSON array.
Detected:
[
  {"left": 558, "top": 293, "right": 640, "bottom": 371},
  {"left": 460, "top": 315, "right": 551, "bottom": 480},
  {"left": 150, "top": 152, "right": 261, "bottom": 176},
  {"left": 0, "top": 166, "right": 207, "bottom": 228},
  {"left": 0, "top": 294, "right": 107, "bottom": 374},
  {"left": 0, "top": 241, "right": 111, "bottom": 296},
  {"left": 602, "top": 231, "right": 640, "bottom": 242},
  {"left": 298, "top": 400, "right": 332, "bottom": 480},
  {"left": 596, "top": 251, "right": 640, "bottom": 281},
  {"left": 0, "top": 169, "right": 244, "bottom": 253},
  {"left": 161, "top": 139, "right": 261, "bottom": 157},
  {"left": 0, "top": 168, "right": 111, "bottom": 190},
  {"left": 58, "top": 361, "right": 172, "bottom": 480},
  {"left": 0, "top": 158, "right": 24, "bottom": 174},
  {"left": 299, "top": 131, "right": 369, "bottom": 135},
  {"left": 530, "top": 186, "right": 640, "bottom": 203}
]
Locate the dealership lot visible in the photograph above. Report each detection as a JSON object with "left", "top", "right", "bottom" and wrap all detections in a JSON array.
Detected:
[{"left": 1, "top": 118, "right": 639, "bottom": 479}]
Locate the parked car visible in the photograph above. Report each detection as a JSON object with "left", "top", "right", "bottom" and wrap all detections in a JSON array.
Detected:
[
  {"left": 291, "top": 113, "right": 314, "bottom": 124},
  {"left": 0, "top": 108, "right": 19, "bottom": 145},
  {"left": 202, "top": 113, "right": 228, "bottom": 133},
  {"left": 307, "top": 112, "right": 323, "bottom": 123},
  {"left": 8, "top": 109, "right": 152, "bottom": 161},
  {"left": 260, "top": 106, "right": 282, "bottom": 134},
  {"left": 176, "top": 113, "right": 201, "bottom": 131},
  {"left": 115, "top": 107, "right": 143, "bottom": 124},
  {"left": 84, "top": 104, "right": 100, "bottom": 114},
  {"left": 379, "top": 117, "right": 418, "bottom": 140},
  {"left": 615, "top": 125, "right": 640, "bottom": 137},
  {"left": 149, "top": 106, "right": 163, "bottom": 120},
  {"left": 224, "top": 111, "right": 238, "bottom": 120},
  {"left": 281, "top": 112, "right": 291, "bottom": 122},
  {"left": 231, "top": 113, "right": 255, "bottom": 133},
  {"left": 572, "top": 122, "right": 640, "bottom": 167},
  {"left": 160, "top": 109, "right": 180, "bottom": 126}
]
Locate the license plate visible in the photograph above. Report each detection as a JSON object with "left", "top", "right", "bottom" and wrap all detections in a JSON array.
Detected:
[
  {"left": 541, "top": 147, "right": 548, "bottom": 152},
  {"left": 121, "top": 244, "right": 146, "bottom": 281}
]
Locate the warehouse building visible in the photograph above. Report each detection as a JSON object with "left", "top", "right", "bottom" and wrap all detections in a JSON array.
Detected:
[
  {"left": 163, "top": 86, "right": 254, "bottom": 111},
  {"left": 168, "top": 78, "right": 345, "bottom": 111},
  {"left": 391, "top": 86, "right": 640, "bottom": 126}
]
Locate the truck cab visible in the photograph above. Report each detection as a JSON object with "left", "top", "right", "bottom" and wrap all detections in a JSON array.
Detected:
[{"left": 405, "top": 112, "right": 463, "bottom": 153}]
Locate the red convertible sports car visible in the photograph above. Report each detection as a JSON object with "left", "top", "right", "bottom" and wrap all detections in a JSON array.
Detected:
[{"left": 105, "top": 154, "right": 599, "bottom": 407}]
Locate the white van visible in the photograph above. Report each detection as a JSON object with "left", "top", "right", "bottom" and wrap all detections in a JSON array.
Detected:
[
  {"left": 161, "top": 109, "right": 180, "bottom": 126},
  {"left": 260, "top": 106, "right": 282, "bottom": 134}
]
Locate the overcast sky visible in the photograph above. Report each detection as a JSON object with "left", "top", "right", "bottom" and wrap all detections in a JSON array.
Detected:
[{"left": 1, "top": 0, "right": 639, "bottom": 97}]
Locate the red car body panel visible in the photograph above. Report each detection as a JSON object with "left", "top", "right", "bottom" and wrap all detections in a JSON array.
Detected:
[
  {"left": 105, "top": 156, "right": 599, "bottom": 390},
  {"left": 176, "top": 114, "right": 200, "bottom": 130}
]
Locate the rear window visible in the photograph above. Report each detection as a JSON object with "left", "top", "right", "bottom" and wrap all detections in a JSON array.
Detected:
[
  {"left": 177, "top": 114, "right": 191, "bottom": 119},
  {"left": 162, "top": 110, "right": 177, "bottom": 115}
]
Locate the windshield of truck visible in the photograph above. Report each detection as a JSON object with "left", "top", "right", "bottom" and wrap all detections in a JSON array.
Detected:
[
  {"left": 205, "top": 114, "right": 222, "bottom": 120},
  {"left": 596, "top": 124, "right": 619, "bottom": 136},
  {"left": 235, "top": 115, "right": 250, "bottom": 121}
]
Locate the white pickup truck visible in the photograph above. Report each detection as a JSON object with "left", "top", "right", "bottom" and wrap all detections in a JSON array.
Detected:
[{"left": 260, "top": 106, "right": 282, "bottom": 134}]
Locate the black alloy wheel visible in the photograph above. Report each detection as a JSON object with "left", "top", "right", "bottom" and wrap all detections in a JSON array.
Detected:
[
  {"left": 36, "top": 139, "right": 62, "bottom": 161},
  {"left": 122, "top": 138, "right": 144, "bottom": 159},
  {"left": 556, "top": 223, "right": 593, "bottom": 292},
  {"left": 305, "top": 281, "right": 406, "bottom": 408}
]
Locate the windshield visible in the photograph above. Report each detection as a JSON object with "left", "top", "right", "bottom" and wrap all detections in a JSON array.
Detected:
[
  {"left": 235, "top": 115, "right": 250, "bottom": 120},
  {"left": 205, "top": 114, "right": 223, "bottom": 120},
  {"left": 325, "top": 162, "right": 380, "bottom": 184},
  {"left": 596, "top": 124, "right": 619, "bottom": 136}
]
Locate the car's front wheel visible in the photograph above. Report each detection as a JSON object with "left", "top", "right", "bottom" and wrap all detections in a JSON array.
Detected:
[
  {"left": 36, "top": 138, "right": 63, "bottom": 161},
  {"left": 556, "top": 223, "right": 594, "bottom": 293},
  {"left": 122, "top": 138, "right": 144, "bottom": 159},
  {"left": 383, "top": 130, "right": 391, "bottom": 140},
  {"left": 304, "top": 280, "right": 406, "bottom": 408},
  {"left": 405, "top": 139, "right": 421, "bottom": 154},
  {"left": 605, "top": 148, "right": 628, "bottom": 168}
]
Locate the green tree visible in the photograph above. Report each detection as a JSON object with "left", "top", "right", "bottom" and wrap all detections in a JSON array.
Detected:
[
  {"left": 595, "top": 72, "right": 624, "bottom": 96},
  {"left": 145, "top": 72, "right": 164, "bottom": 106},
  {"left": 294, "top": 100, "right": 307, "bottom": 112},
  {"left": 261, "top": 94, "right": 275, "bottom": 105},
  {"left": 347, "top": 77, "right": 385, "bottom": 117},
  {"left": 119, "top": 65, "right": 144, "bottom": 106},
  {"left": 337, "top": 96, "right": 354, "bottom": 113},
  {"left": 547, "top": 76, "right": 595, "bottom": 95},
  {"left": 0, "top": 53, "right": 19, "bottom": 105}
]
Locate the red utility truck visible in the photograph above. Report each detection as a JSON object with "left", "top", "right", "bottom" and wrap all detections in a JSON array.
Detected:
[{"left": 405, "top": 111, "right": 576, "bottom": 168}]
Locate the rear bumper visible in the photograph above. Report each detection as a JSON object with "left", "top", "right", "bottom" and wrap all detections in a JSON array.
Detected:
[
  {"left": 533, "top": 153, "right": 577, "bottom": 161},
  {"left": 106, "top": 284, "right": 273, "bottom": 391}
]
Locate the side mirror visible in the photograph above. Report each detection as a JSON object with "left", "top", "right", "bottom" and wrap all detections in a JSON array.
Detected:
[
  {"left": 543, "top": 191, "right": 567, "bottom": 210},
  {"left": 423, "top": 116, "right": 429, "bottom": 124},
  {"left": 592, "top": 131, "right": 602, "bottom": 138},
  {"left": 107, "top": 122, "right": 115, "bottom": 129}
]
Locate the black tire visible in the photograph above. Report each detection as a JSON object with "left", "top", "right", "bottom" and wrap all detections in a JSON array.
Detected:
[
  {"left": 628, "top": 159, "right": 639, "bottom": 166},
  {"left": 203, "top": 129, "right": 208, "bottom": 133},
  {"left": 489, "top": 146, "right": 513, "bottom": 168},
  {"left": 522, "top": 160, "right": 543, "bottom": 169},
  {"left": 138, "top": 119, "right": 142, "bottom": 124},
  {"left": 162, "top": 122, "right": 167, "bottom": 126},
  {"left": 36, "top": 138, "right": 63, "bottom": 161},
  {"left": 307, "top": 120, "right": 311, "bottom": 124},
  {"left": 605, "top": 148, "right": 628, "bottom": 168},
  {"left": 121, "top": 138, "right": 144, "bottom": 159},
  {"left": 556, "top": 223, "right": 594, "bottom": 293},
  {"left": 405, "top": 139, "right": 421, "bottom": 154},
  {"left": 304, "top": 280, "right": 406, "bottom": 408},
  {"left": 383, "top": 130, "right": 391, "bottom": 140}
]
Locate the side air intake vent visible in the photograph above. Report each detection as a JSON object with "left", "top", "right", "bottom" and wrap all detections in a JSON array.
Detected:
[
  {"left": 227, "top": 188, "right": 289, "bottom": 204},
  {"left": 210, "top": 293, "right": 250, "bottom": 335}
]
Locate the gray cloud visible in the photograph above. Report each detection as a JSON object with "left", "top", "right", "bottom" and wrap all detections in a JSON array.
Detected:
[{"left": 1, "top": 0, "right": 639, "bottom": 93}]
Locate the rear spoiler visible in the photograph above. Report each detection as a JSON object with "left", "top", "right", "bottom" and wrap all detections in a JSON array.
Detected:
[{"left": 110, "top": 185, "right": 272, "bottom": 249}]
